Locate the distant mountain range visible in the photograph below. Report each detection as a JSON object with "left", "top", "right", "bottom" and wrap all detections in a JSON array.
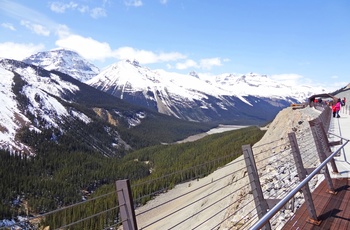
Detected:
[
  {"left": 0, "top": 58, "right": 213, "bottom": 155},
  {"left": 23, "top": 49, "right": 327, "bottom": 124},
  {"left": 0, "top": 49, "right": 330, "bottom": 154}
]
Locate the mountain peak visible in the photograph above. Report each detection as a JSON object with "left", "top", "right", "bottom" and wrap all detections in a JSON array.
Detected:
[
  {"left": 22, "top": 49, "right": 100, "bottom": 82},
  {"left": 189, "top": 71, "right": 199, "bottom": 78},
  {"left": 126, "top": 59, "right": 141, "bottom": 67}
]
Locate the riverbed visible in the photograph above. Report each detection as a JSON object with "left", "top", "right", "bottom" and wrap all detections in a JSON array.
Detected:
[{"left": 175, "top": 124, "right": 248, "bottom": 143}]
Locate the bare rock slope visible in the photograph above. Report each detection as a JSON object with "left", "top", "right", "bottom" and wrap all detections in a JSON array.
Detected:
[{"left": 135, "top": 106, "right": 322, "bottom": 229}]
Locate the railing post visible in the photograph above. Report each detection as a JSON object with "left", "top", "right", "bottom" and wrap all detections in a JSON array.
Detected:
[
  {"left": 309, "top": 119, "right": 337, "bottom": 194},
  {"left": 242, "top": 145, "right": 271, "bottom": 230},
  {"left": 288, "top": 132, "right": 320, "bottom": 225},
  {"left": 319, "top": 106, "right": 331, "bottom": 131},
  {"left": 116, "top": 179, "right": 138, "bottom": 230}
]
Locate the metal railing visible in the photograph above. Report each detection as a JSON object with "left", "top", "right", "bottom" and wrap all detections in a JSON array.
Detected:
[{"left": 114, "top": 106, "right": 349, "bottom": 230}]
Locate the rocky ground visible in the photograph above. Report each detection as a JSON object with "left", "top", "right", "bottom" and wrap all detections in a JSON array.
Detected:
[{"left": 135, "top": 106, "right": 324, "bottom": 230}]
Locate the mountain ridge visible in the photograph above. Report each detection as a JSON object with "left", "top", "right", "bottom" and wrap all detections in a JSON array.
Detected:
[
  {"left": 0, "top": 58, "right": 214, "bottom": 155},
  {"left": 86, "top": 58, "right": 324, "bottom": 123},
  {"left": 18, "top": 49, "right": 329, "bottom": 124}
]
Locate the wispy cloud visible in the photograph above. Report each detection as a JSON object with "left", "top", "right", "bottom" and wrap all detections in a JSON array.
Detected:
[
  {"left": 271, "top": 74, "right": 303, "bottom": 86},
  {"left": 0, "top": 0, "right": 59, "bottom": 35},
  {"left": 20, "top": 20, "right": 50, "bottom": 36},
  {"left": 176, "top": 60, "right": 198, "bottom": 70},
  {"left": 90, "top": 7, "right": 107, "bottom": 19},
  {"left": 49, "top": 1, "right": 107, "bottom": 18},
  {"left": 176, "top": 58, "right": 223, "bottom": 70},
  {"left": 1, "top": 22, "right": 15, "bottom": 31},
  {"left": 160, "top": 0, "right": 168, "bottom": 4},
  {"left": 200, "top": 58, "right": 222, "bottom": 70},
  {"left": 124, "top": 0, "right": 143, "bottom": 7},
  {"left": 49, "top": 1, "right": 79, "bottom": 13},
  {"left": 0, "top": 42, "right": 44, "bottom": 60}
]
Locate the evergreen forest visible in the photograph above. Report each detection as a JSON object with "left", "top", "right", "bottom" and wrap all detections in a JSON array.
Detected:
[{"left": 0, "top": 125, "right": 265, "bottom": 229}]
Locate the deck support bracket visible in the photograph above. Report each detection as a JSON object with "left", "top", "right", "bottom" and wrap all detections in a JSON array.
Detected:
[{"left": 306, "top": 217, "right": 322, "bottom": 226}]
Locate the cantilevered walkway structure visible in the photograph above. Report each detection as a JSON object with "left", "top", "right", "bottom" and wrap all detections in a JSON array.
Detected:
[{"left": 282, "top": 110, "right": 350, "bottom": 230}]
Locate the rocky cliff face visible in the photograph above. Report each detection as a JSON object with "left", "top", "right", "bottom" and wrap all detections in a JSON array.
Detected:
[
  {"left": 134, "top": 106, "right": 324, "bottom": 229},
  {"left": 220, "top": 106, "right": 322, "bottom": 229}
]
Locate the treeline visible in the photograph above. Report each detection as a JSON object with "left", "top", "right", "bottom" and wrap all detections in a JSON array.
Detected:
[
  {"left": 126, "top": 126, "right": 265, "bottom": 204},
  {"left": 0, "top": 126, "right": 265, "bottom": 229},
  {"left": 0, "top": 147, "right": 149, "bottom": 220}
]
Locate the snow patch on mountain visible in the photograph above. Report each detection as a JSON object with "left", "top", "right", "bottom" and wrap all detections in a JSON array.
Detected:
[
  {"left": 0, "top": 67, "right": 32, "bottom": 153},
  {"left": 198, "top": 72, "right": 321, "bottom": 102},
  {"left": 0, "top": 59, "right": 93, "bottom": 154}
]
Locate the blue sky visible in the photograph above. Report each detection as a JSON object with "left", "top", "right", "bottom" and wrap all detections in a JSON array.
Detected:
[{"left": 0, "top": 0, "right": 349, "bottom": 90}]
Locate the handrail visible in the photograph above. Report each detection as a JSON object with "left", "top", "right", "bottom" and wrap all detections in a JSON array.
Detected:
[{"left": 250, "top": 137, "right": 349, "bottom": 230}]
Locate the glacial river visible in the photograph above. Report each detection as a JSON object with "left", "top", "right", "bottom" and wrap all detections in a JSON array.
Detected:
[{"left": 175, "top": 125, "right": 248, "bottom": 144}]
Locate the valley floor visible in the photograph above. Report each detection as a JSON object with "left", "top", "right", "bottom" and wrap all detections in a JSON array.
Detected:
[{"left": 175, "top": 124, "right": 248, "bottom": 143}]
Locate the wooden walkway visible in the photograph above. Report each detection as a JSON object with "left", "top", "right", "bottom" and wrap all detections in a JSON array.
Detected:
[{"left": 282, "top": 178, "right": 350, "bottom": 230}]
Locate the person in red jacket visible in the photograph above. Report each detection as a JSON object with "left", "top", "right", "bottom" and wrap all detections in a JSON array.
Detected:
[
  {"left": 332, "top": 102, "right": 337, "bottom": 117},
  {"left": 335, "top": 99, "right": 341, "bottom": 118}
]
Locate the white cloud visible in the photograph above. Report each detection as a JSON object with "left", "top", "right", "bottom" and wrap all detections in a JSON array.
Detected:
[
  {"left": 55, "top": 24, "right": 71, "bottom": 38},
  {"left": 271, "top": 74, "right": 303, "bottom": 86},
  {"left": 55, "top": 34, "right": 185, "bottom": 64},
  {"left": 49, "top": 2, "right": 79, "bottom": 13},
  {"left": 56, "top": 34, "right": 113, "bottom": 60},
  {"left": 90, "top": 7, "right": 107, "bottom": 18},
  {"left": 124, "top": 0, "right": 143, "bottom": 7},
  {"left": 1, "top": 1, "right": 59, "bottom": 35},
  {"left": 199, "top": 58, "right": 222, "bottom": 70},
  {"left": 175, "top": 58, "right": 223, "bottom": 70},
  {"left": 1, "top": 22, "right": 16, "bottom": 31},
  {"left": 49, "top": 1, "right": 107, "bottom": 18},
  {"left": 20, "top": 20, "right": 50, "bottom": 36},
  {"left": 0, "top": 42, "right": 45, "bottom": 60},
  {"left": 77, "top": 5, "right": 89, "bottom": 13},
  {"left": 160, "top": 0, "right": 168, "bottom": 4},
  {"left": 113, "top": 47, "right": 186, "bottom": 63},
  {"left": 176, "top": 59, "right": 198, "bottom": 70}
]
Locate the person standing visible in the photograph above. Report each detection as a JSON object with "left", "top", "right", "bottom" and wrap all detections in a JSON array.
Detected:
[
  {"left": 335, "top": 98, "right": 341, "bottom": 118},
  {"left": 331, "top": 102, "right": 337, "bottom": 118}
]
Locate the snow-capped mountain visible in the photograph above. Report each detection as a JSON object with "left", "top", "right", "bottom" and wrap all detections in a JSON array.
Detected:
[
  {"left": 0, "top": 58, "right": 106, "bottom": 155},
  {"left": 22, "top": 49, "right": 100, "bottom": 82},
  {"left": 87, "top": 59, "right": 326, "bottom": 123},
  {"left": 0, "top": 58, "right": 208, "bottom": 155},
  {"left": 20, "top": 49, "right": 324, "bottom": 124}
]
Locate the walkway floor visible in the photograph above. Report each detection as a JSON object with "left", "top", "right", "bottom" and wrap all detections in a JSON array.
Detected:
[
  {"left": 282, "top": 109, "right": 350, "bottom": 229},
  {"left": 331, "top": 109, "right": 350, "bottom": 178}
]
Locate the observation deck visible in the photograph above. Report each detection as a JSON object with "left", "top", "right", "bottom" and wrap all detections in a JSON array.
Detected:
[{"left": 282, "top": 111, "right": 350, "bottom": 229}]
